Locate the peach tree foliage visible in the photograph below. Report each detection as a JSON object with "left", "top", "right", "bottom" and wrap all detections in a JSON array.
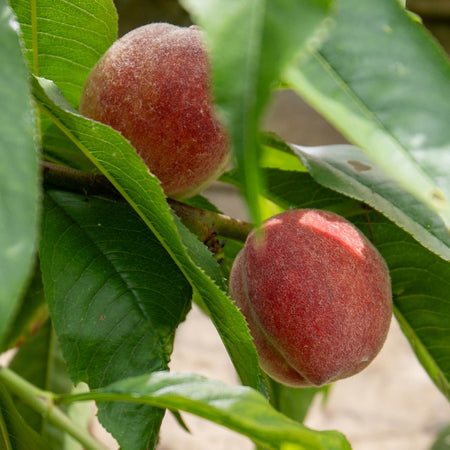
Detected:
[{"left": 0, "top": 0, "right": 449, "bottom": 449}]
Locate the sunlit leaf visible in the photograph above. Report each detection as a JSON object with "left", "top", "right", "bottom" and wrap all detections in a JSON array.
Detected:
[
  {"left": 285, "top": 0, "right": 450, "bottom": 229},
  {"left": 10, "top": 0, "right": 117, "bottom": 171},
  {"left": 10, "top": 0, "right": 117, "bottom": 107},
  {"left": 63, "top": 371, "right": 351, "bottom": 450},
  {"left": 291, "top": 144, "right": 450, "bottom": 261}
]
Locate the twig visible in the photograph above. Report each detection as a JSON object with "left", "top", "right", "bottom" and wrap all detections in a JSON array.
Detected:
[
  {"left": 0, "top": 366, "right": 105, "bottom": 450},
  {"left": 41, "top": 161, "right": 253, "bottom": 243}
]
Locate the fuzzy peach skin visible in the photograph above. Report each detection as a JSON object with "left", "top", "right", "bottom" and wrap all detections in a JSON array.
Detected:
[
  {"left": 79, "top": 23, "right": 230, "bottom": 199},
  {"left": 229, "top": 209, "right": 392, "bottom": 387}
]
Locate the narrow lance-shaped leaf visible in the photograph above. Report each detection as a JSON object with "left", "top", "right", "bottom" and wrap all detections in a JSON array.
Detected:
[
  {"left": 0, "top": 3, "right": 39, "bottom": 347},
  {"left": 284, "top": 0, "right": 450, "bottom": 229},
  {"left": 33, "top": 76, "right": 267, "bottom": 395},
  {"left": 220, "top": 167, "right": 362, "bottom": 219},
  {"left": 181, "top": 0, "right": 333, "bottom": 225},
  {"left": 61, "top": 371, "right": 351, "bottom": 450},
  {"left": 291, "top": 143, "right": 450, "bottom": 262},
  {"left": 9, "top": 0, "right": 118, "bottom": 172},
  {"left": 10, "top": 0, "right": 117, "bottom": 108}
]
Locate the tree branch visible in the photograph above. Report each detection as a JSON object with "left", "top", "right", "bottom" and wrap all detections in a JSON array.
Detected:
[{"left": 41, "top": 162, "right": 253, "bottom": 243}]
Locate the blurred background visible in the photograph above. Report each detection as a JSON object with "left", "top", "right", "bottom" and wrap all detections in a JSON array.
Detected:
[{"left": 92, "top": 1, "right": 450, "bottom": 448}]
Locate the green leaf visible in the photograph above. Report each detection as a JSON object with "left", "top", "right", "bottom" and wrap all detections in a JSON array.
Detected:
[
  {"left": 0, "top": 384, "right": 48, "bottom": 450},
  {"left": 249, "top": 168, "right": 450, "bottom": 400},
  {"left": 170, "top": 212, "right": 226, "bottom": 290},
  {"left": 431, "top": 424, "right": 450, "bottom": 450},
  {"left": 356, "top": 213, "right": 450, "bottom": 400},
  {"left": 182, "top": 195, "right": 222, "bottom": 214},
  {"left": 33, "top": 76, "right": 266, "bottom": 395},
  {"left": 40, "top": 190, "right": 192, "bottom": 449},
  {"left": 10, "top": 0, "right": 117, "bottom": 108},
  {"left": 268, "top": 378, "right": 327, "bottom": 424},
  {"left": 9, "top": 320, "right": 88, "bottom": 450},
  {"left": 260, "top": 133, "right": 306, "bottom": 172},
  {"left": 180, "top": 0, "right": 334, "bottom": 225},
  {"left": 291, "top": 144, "right": 450, "bottom": 261},
  {"left": 284, "top": 0, "right": 450, "bottom": 229},
  {"left": 0, "top": 2, "right": 39, "bottom": 347},
  {"left": 41, "top": 120, "right": 98, "bottom": 172},
  {"left": 1, "top": 259, "right": 47, "bottom": 352},
  {"left": 63, "top": 384, "right": 92, "bottom": 450},
  {"left": 221, "top": 168, "right": 363, "bottom": 218},
  {"left": 63, "top": 371, "right": 351, "bottom": 450},
  {"left": 10, "top": 0, "right": 118, "bottom": 172}
]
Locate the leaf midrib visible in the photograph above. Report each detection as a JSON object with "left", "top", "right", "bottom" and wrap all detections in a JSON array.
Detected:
[{"left": 45, "top": 192, "right": 166, "bottom": 353}]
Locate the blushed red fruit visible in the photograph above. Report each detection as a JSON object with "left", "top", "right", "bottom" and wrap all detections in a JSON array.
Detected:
[
  {"left": 79, "top": 23, "right": 229, "bottom": 199},
  {"left": 230, "top": 209, "right": 392, "bottom": 387}
]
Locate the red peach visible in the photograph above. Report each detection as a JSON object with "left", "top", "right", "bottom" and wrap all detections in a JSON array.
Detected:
[
  {"left": 230, "top": 209, "right": 392, "bottom": 387},
  {"left": 79, "top": 23, "right": 229, "bottom": 199}
]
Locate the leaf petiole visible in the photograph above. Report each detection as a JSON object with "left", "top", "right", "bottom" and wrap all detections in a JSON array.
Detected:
[{"left": 0, "top": 366, "right": 105, "bottom": 450}]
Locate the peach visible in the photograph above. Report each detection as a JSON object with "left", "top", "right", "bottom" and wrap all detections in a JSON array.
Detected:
[
  {"left": 79, "top": 23, "right": 229, "bottom": 199},
  {"left": 229, "top": 209, "right": 392, "bottom": 387}
]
